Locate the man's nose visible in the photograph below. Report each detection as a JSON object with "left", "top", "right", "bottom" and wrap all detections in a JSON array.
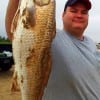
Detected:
[{"left": 76, "top": 12, "right": 83, "bottom": 17}]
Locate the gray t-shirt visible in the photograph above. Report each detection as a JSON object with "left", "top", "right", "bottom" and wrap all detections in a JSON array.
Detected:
[{"left": 42, "top": 30, "right": 100, "bottom": 100}]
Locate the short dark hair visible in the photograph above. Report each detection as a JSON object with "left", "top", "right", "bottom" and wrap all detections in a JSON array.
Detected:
[{"left": 64, "top": 0, "right": 92, "bottom": 12}]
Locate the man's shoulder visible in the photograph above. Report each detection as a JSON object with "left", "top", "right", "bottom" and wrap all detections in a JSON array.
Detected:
[
  {"left": 56, "top": 29, "right": 62, "bottom": 33},
  {"left": 85, "top": 36, "right": 95, "bottom": 43},
  {"left": 85, "top": 36, "right": 96, "bottom": 47},
  {"left": 52, "top": 29, "right": 62, "bottom": 41},
  {"left": 55, "top": 29, "right": 63, "bottom": 37},
  {"left": 55, "top": 29, "right": 70, "bottom": 39},
  {"left": 52, "top": 29, "right": 73, "bottom": 47}
]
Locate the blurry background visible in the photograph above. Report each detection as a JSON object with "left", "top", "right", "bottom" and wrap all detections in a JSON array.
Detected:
[{"left": 0, "top": 1, "right": 99, "bottom": 99}]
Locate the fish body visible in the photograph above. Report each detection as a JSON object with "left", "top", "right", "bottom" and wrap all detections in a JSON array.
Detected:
[{"left": 11, "top": 0, "right": 56, "bottom": 100}]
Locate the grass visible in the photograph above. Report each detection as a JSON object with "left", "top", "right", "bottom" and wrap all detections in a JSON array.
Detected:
[{"left": 0, "top": 42, "right": 12, "bottom": 44}]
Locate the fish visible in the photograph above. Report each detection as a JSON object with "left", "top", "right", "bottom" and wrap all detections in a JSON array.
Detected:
[{"left": 11, "top": 0, "right": 56, "bottom": 99}]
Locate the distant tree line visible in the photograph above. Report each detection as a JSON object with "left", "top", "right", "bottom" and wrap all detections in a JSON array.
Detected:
[{"left": 0, "top": 36, "right": 11, "bottom": 43}]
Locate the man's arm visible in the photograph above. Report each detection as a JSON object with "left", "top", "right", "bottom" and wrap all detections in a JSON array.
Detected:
[{"left": 5, "top": 0, "right": 19, "bottom": 41}]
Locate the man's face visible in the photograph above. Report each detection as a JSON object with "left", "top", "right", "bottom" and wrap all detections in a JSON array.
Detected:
[{"left": 62, "top": 3, "right": 89, "bottom": 34}]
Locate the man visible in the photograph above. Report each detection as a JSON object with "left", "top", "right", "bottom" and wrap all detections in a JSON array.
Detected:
[{"left": 43, "top": 0, "right": 100, "bottom": 100}]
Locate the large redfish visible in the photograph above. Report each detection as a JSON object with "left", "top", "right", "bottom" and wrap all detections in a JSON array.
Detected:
[{"left": 11, "top": 0, "right": 56, "bottom": 99}]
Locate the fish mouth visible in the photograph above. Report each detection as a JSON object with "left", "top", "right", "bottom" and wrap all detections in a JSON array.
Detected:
[{"left": 34, "top": 0, "right": 50, "bottom": 6}]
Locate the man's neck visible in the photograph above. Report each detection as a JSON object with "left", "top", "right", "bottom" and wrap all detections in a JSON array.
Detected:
[{"left": 64, "top": 28, "right": 84, "bottom": 40}]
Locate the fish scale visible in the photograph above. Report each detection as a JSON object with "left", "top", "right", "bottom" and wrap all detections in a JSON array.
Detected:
[{"left": 11, "top": 0, "right": 56, "bottom": 100}]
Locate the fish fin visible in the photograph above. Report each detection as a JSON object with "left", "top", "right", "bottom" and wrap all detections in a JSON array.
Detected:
[{"left": 11, "top": 70, "right": 20, "bottom": 92}]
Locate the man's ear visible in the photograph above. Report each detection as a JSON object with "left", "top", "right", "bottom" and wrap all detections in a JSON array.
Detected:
[{"left": 62, "top": 11, "right": 65, "bottom": 19}]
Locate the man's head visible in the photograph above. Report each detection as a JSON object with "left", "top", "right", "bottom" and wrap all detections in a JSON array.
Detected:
[
  {"left": 62, "top": 0, "right": 92, "bottom": 40},
  {"left": 64, "top": 0, "right": 91, "bottom": 12}
]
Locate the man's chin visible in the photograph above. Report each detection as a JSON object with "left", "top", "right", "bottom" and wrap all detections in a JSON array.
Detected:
[{"left": 73, "top": 26, "right": 85, "bottom": 30}]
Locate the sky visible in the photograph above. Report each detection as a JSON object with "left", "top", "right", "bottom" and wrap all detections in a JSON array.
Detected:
[{"left": 0, "top": 0, "right": 100, "bottom": 42}]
